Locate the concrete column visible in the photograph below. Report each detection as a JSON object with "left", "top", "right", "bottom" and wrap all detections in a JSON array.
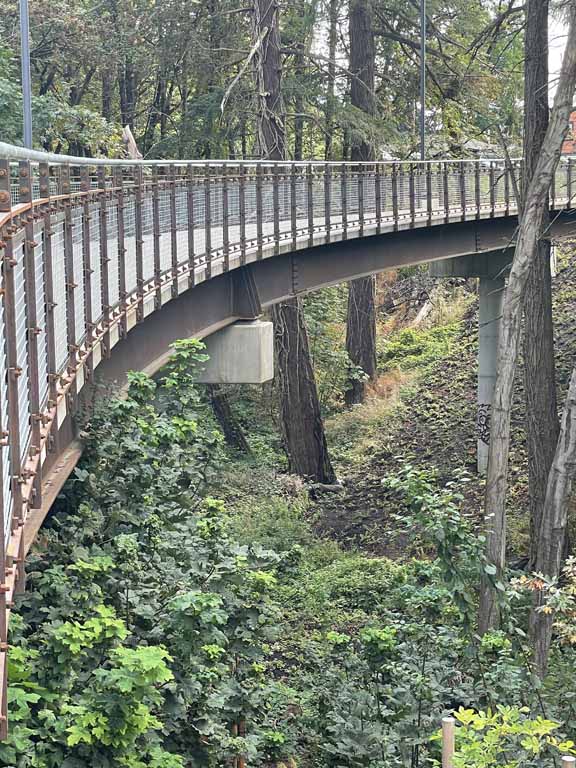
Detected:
[{"left": 477, "top": 277, "right": 504, "bottom": 475}]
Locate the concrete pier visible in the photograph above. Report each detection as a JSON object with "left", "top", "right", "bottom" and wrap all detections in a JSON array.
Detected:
[
  {"left": 430, "top": 249, "right": 511, "bottom": 474},
  {"left": 196, "top": 320, "right": 274, "bottom": 384}
]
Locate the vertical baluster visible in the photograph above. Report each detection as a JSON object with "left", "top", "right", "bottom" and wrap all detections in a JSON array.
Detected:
[
  {"left": 342, "top": 163, "right": 348, "bottom": 240},
  {"left": 551, "top": 162, "right": 557, "bottom": 210},
  {"left": 3, "top": 233, "right": 24, "bottom": 535},
  {"left": 0, "top": 160, "right": 10, "bottom": 214},
  {"left": 239, "top": 164, "right": 247, "bottom": 266},
  {"left": 255, "top": 164, "right": 263, "bottom": 259},
  {"left": 358, "top": 163, "right": 364, "bottom": 237},
  {"left": 307, "top": 163, "right": 314, "bottom": 247},
  {"left": 568, "top": 158, "right": 573, "bottom": 207},
  {"left": 113, "top": 167, "right": 126, "bottom": 333},
  {"left": 222, "top": 166, "right": 230, "bottom": 270},
  {"left": 475, "top": 162, "right": 481, "bottom": 219},
  {"left": 324, "top": 163, "right": 331, "bottom": 244},
  {"left": 290, "top": 163, "right": 297, "bottom": 251},
  {"left": 60, "top": 165, "right": 78, "bottom": 381},
  {"left": 443, "top": 162, "right": 450, "bottom": 223},
  {"left": 19, "top": 162, "right": 41, "bottom": 511},
  {"left": 134, "top": 167, "right": 144, "bottom": 320},
  {"left": 504, "top": 161, "right": 510, "bottom": 216},
  {"left": 169, "top": 164, "right": 178, "bottom": 296},
  {"left": 272, "top": 163, "right": 280, "bottom": 254},
  {"left": 426, "top": 163, "right": 433, "bottom": 226},
  {"left": 152, "top": 167, "right": 161, "bottom": 307},
  {"left": 392, "top": 163, "right": 399, "bottom": 230},
  {"left": 97, "top": 167, "right": 111, "bottom": 356},
  {"left": 80, "top": 167, "right": 92, "bottom": 353},
  {"left": 204, "top": 164, "right": 213, "bottom": 276},
  {"left": 43, "top": 166, "right": 58, "bottom": 412},
  {"left": 489, "top": 161, "right": 496, "bottom": 217},
  {"left": 409, "top": 164, "right": 416, "bottom": 226},
  {"left": 375, "top": 163, "right": 382, "bottom": 234},
  {"left": 186, "top": 165, "right": 196, "bottom": 286},
  {"left": 460, "top": 161, "right": 467, "bottom": 222}
]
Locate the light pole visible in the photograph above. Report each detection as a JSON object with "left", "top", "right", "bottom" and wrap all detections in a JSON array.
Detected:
[
  {"left": 419, "top": 0, "right": 426, "bottom": 161},
  {"left": 19, "top": 0, "right": 33, "bottom": 148}
]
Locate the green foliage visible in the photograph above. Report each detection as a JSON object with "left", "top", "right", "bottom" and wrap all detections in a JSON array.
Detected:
[
  {"left": 433, "top": 707, "right": 576, "bottom": 768},
  {"left": 379, "top": 325, "right": 460, "bottom": 373}
]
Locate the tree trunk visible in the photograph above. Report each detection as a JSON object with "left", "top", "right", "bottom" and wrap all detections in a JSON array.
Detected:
[
  {"left": 272, "top": 299, "right": 336, "bottom": 483},
  {"left": 251, "top": 0, "right": 335, "bottom": 483},
  {"left": 325, "top": 0, "right": 339, "bottom": 160},
  {"left": 345, "top": 0, "right": 377, "bottom": 406},
  {"left": 522, "top": 0, "right": 561, "bottom": 571},
  {"left": 208, "top": 385, "right": 250, "bottom": 454},
  {"left": 531, "top": 368, "right": 576, "bottom": 676},
  {"left": 478, "top": 2, "right": 576, "bottom": 634}
]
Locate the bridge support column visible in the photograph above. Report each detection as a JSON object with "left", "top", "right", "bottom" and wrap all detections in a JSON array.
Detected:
[
  {"left": 195, "top": 320, "right": 274, "bottom": 385},
  {"left": 429, "top": 250, "right": 512, "bottom": 475},
  {"left": 477, "top": 277, "right": 504, "bottom": 475}
]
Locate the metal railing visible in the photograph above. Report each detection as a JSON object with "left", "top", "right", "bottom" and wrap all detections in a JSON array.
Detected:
[{"left": 0, "top": 141, "right": 574, "bottom": 734}]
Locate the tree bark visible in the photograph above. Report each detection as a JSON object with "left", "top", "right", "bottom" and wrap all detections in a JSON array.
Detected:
[
  {"left": 325, "top": 0, "right": 339, "bottom": 160},
  {"left": 345, "top": 0, "right": 377, "bottom": 406},
  {"left": 522, "top": 0, "right": 561, "bottom": 571},
  {"left": 531, "top": 368, "right": 576, "bottom": 676},
  {"left": 272, "top": 299, "right": 336, "bottom": 483},
  {"left": 251, "top": 0, "right": 335, "bottom": 483},
  {"left": 478, "top": 1, "right": 576, "bottom": 634},
  {"left": 208, "top": 385, "right": 250, "bottom": 454}
]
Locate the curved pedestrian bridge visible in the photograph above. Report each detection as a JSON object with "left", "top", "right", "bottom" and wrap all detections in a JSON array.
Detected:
[{"left": 0, "top": 140, "right": 574, "bottom": 732}]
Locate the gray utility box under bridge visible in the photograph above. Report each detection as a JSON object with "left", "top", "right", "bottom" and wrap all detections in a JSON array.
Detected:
[{"left": 196, "top": 320, "right": 274, "bottom": 385}]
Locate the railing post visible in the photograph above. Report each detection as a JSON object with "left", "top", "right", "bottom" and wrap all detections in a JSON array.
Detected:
[
  {"left": 504, "top": 161, "right": 510, "bottom": 216},
  {"left": 97, "top": 167, "right": 111, "bottom": 356},
  {"left": 567, "top": 159, "right": 573, "bottom": 208},
  {"left": 80, "top": 166, "right": 93, "bottom": 354},
  {"left": 324, "top": 163, "right": 331, "bottom": 244},
  {"left": 151, "top": 167, "right": 161, "bottom": 307},
  {"left": 20, "top": 162, "right": 42, "bottom": 510},
  {"left": 375, "top": 162, "right": 382, "bottom": 234},
  {"left": 113, "top": 167, "right": 127, "bottom": 335},
  {"left": 0, "top": 160, "right": 11, "bottom": 214},
  {"left": 443, "top": 162, "right": 450, "bottom": 224},
  {"left": 409, "top": 163, "right": 416, "bottom": 226},
  {"left": 60, "top": 165, "right": 78, "bottom": 383},
  {"left": 290, "top": 163, "right": 297, "bottom": 251},
  {"left": 204, "top": 163, "right": 213, "bottom": 275},
  {"left": 489, "top": 161, "right": 496, "bottom": 217},
  {"left": 307, "top": 163, "right": 314, "bottom": 247},
  {"left": 222, "top": 165, "right": 230, "bottom": 270},
  {"left": 3, "top": 233, "right": 24, "bottom": 539},
  {"left": 255, "top": 164, "right": 263, "bottom": 260},
  {"left": 358, "top": 163, "right": 364, "bottom": 237},
  {"left": 442, "top": 716, "right": 455, "bottom": 768},
  {"left": 134, "top": 167, "right": 144, "bottom": 321},
  {"left": 426, "top": 162, "right": 433, "bottom": 226},
  {"left": 341, "top": 163, "right": 348, "bottom": 240},
  {"left": 168, "top": 165, "right": 179, "bottom": 296},
  {"left": 239, "top": 164, "right": 247, "bottom": 266},
  {"left": 186, "top": 165, "right": 196, "bottom": 286},
  {"left": 272, "top": 163, "right": 280, "bottom": 254},
  {"left": 42, "top": 167, "right": 58, "bottom": 415},
  {"left": 392, "top": 163, "right": 399, "bottom": 231},
  {"left": 460, "top": 161, "right": 467, "bottom": 222}
]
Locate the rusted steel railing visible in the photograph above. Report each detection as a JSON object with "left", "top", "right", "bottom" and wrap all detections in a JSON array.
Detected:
[{"left": 0, "top": 141, "right": 574, "bottom": 735}]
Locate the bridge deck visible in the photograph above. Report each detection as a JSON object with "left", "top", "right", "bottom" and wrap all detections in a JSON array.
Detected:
[{"left": 0, "top": 143, "right": 574, "bottom": 734}]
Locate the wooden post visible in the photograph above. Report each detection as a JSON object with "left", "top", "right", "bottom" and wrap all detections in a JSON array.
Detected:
[
  {"left": 442, "top": 716, "right": 455, "bottom": 768},
  {"left": 562, "top": 757, "right": 576, "bottom": 768}
]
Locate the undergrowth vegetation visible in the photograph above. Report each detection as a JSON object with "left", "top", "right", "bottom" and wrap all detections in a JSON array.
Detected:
[{"left": 8, "top": 266, "right": 576, "bottom": 767}]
